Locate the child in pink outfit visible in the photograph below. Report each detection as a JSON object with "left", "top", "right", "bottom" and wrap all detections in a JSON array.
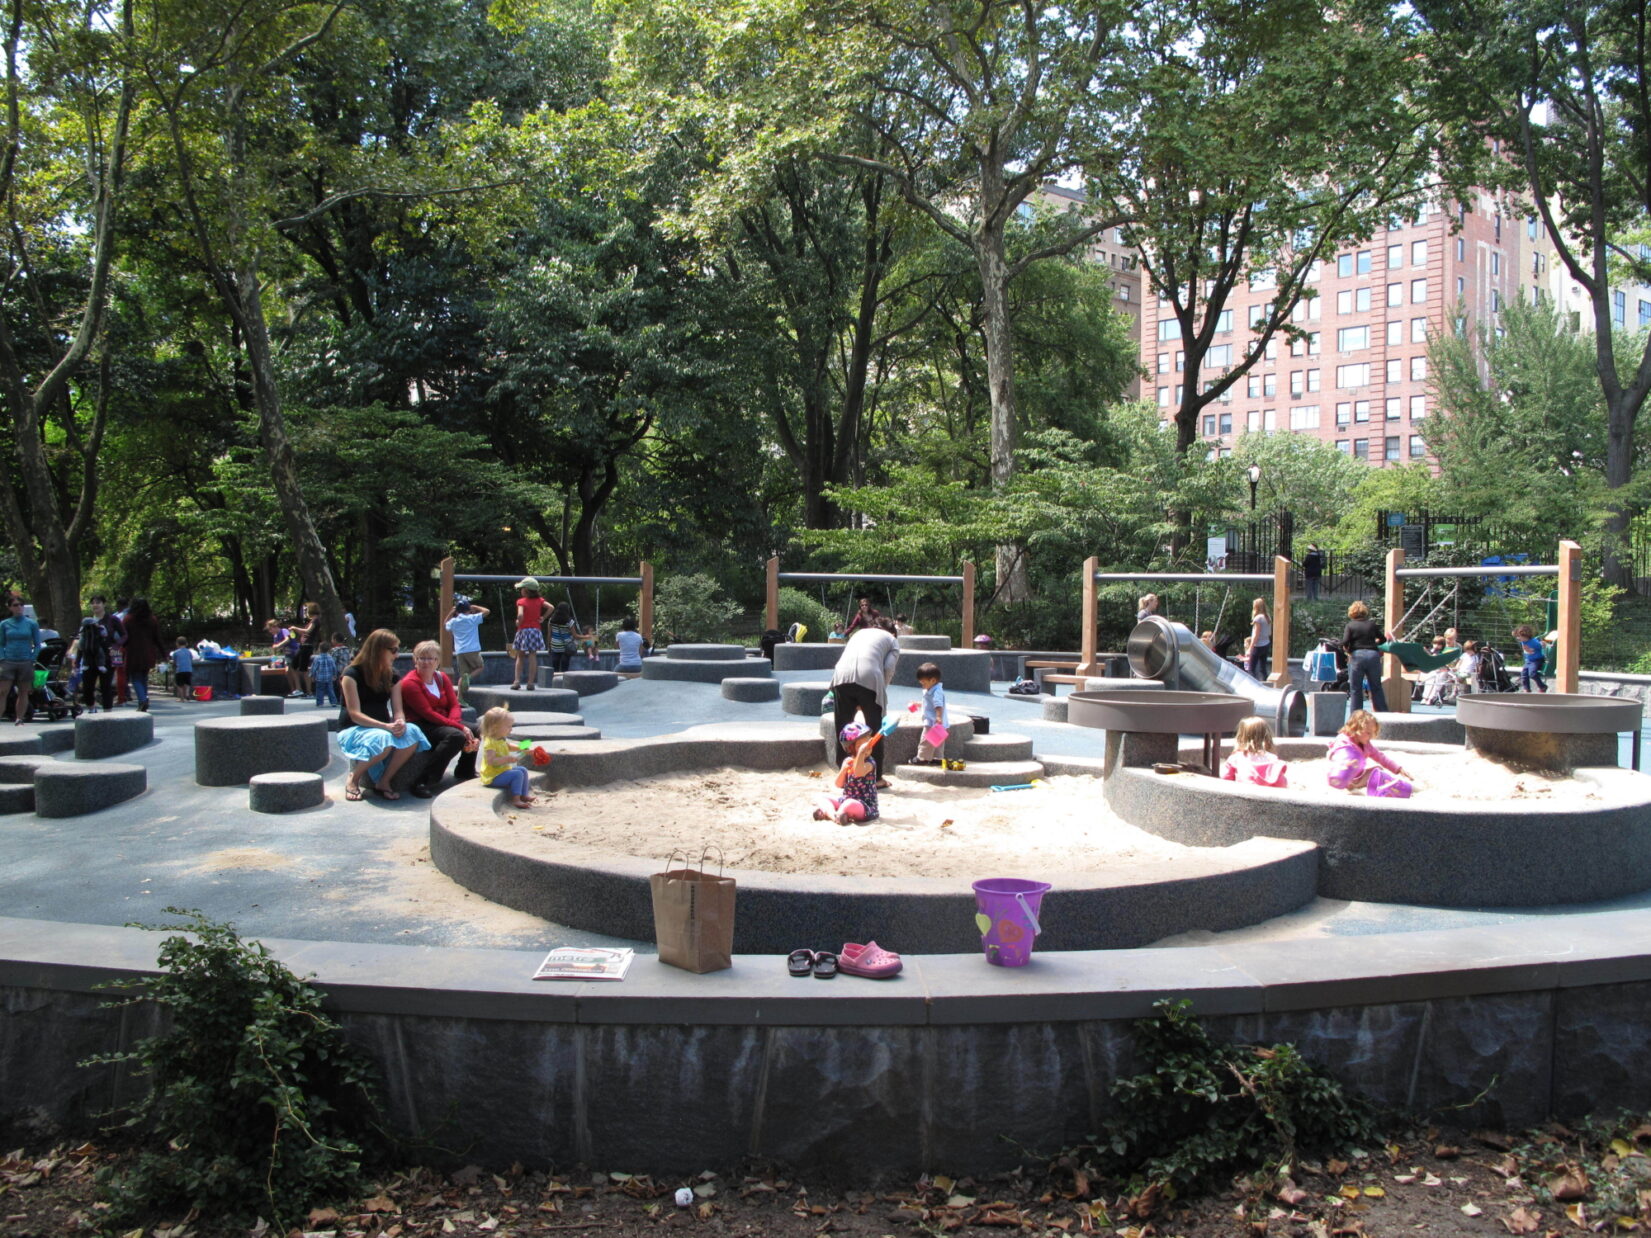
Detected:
[
  {"left": 1327, "top": 710, "right": 1413, "bottom": 798},
  {"left": 1221, "top": 716, "right": 1289, "bottom": 787},
  {"left": 813, "top": 722, "right": 881, "bottom": 824}
]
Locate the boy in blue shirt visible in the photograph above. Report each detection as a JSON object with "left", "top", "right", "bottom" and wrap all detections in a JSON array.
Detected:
[
  {"left": 1513, "top": 624, "right": 1548, "bottom": 693},
  {"left": 171, "top": 638, "right": 195, "bottom": 702},
  {"left": 0, "top": 596, "right": 41, "bottom": 724},
  {"left": 909, "top": 661, "right": 948, "bottom": 765}
]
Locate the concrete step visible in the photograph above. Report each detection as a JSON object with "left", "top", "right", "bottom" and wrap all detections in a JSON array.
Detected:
[
  {"left": 959, "top": 732, "right": 1033, "bottom": 762},
  {"left": 895, "top": 759, "right": 1046, "bottom": 789}
]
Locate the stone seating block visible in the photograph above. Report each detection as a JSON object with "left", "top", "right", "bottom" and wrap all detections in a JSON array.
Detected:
[
  {"left": 0, "top": 754, "right": 55, "bottom": 784},
  {"left": 0, "top": 735, "right": 42, "bottom": 757},
  {"left": 0, "top": 782, "right": 33, "bottom": 813},
  {"left": 640, "top": 658, "right": 763, "bottom": 684},
  {"left": 37, "top": 725, "right": 75, "bottom": 754},
  {"left": 74, "top": 712, "right": 153, "bottom": 760},
  {"left": 34, "top": 762, "right": 146, "bottom": 817},
  {"left": 548, "top": 669, "right": 620, "bottom": 696},
  {"left": 898, "top": 635, "right": 951, "bottom": 651},
  {"left": 781, "top": 681, "right": 833, "bottom": 716},
  {"left": 771, "top": 644, "right": 844, "bottom": 672},
  {"left": 1041, "top": 696, "right": 1069, "bottom": 723},
  {"left": 249, "top": 771, "right": 327, "bottom": 813},
  {"left": 1308, "top": 691, "right": 1348, "bottom": 736},
  {"left": 721, "top": 677, "right": 780, "bottom": 703},
  {"left": 661, "top": 643, "right": 747, "bottom": 661},
  {"left": 513, "top": 724, "right": 602, "bottom": 742},
  {"left": 194, "top": 715, "right": 331, "bottom": 787},
  {"left": 508, "top": 711, "right": 585, "bottom": 728},
  {"left": 892, "top": 649, "right": 989, "bottom": 692},
  {"left": 465, "top": 686, "right": 581, "bottom": 715},
  {"left": 240, "top": 696, "right": 285, "bottom": 716}
]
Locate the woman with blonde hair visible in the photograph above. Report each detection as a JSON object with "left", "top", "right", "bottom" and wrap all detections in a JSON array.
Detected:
[
  {"left": 1245, "top": 597, "right": 1272, "bottom": 679},
  {"left": 337, "top": 628, "right": 430, "bottom": 801},
  {"left": 1340, "top": 600, "right": 1390, "bottom": 715}
]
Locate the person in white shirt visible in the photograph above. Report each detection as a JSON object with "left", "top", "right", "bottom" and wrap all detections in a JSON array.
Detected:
[
  {"left": 614, "top": 616, "right": 646, "bottom": 672},
  {"left": 443, "top": 595, "right": 490, "bottom": 693}
]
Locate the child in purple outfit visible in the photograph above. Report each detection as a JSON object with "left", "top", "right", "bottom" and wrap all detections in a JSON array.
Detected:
[{"left": 813, "top": 722, "right": 881, "bottom": 824}]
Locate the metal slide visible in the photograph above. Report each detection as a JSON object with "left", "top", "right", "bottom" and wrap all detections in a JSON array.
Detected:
[{"left": 1126, "top": 616, "right": 1306, "bottom": 736}]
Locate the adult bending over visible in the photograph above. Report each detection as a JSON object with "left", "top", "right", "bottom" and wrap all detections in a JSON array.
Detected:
[
  {"left": 338, "top": 628, "right": 430, "bottom": 802},
  {"left": 399, "top": 640, "right": 476, "bottom": 798},
  {"left": 1341, "top": 600, "right": 1390, "bottom": 715},
  {"left": 829, "top": 617, "right": 900, "bottom": 786}
]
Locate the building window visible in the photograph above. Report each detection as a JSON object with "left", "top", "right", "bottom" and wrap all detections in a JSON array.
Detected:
[
  {"left": 1338, "top": 326, "right": 1369, "bottom": 351},
  {"left": 1355, "top": 400, "right": 1371, "bottom": 422},
  {"left": 1385, "top": 396, "right": 1401, "bottom": 420},
  {"left": 1290, "top": 369, "right": 1303, "bottom": 396},
  {"left": 1412, "top": 240, "right": 1428, "bottom": 266},
  {"left": 1527, "top": 217, "right": 1539, "bottom": 240},
  {"left": 1385, "top": 435, "right": 1401, "bottom": 462},
  {"left": 1387, "top": 282, "right": 1404, "bottom": 307},
  {"left": 1337, "top": 254, "right": 1354, "bottom": 278},
  {"left": 1410, "top": 394, "right": 1427, "bottom": 419},
  {"left": 1386, "top": 357, "right": 1403, "bottom": 383},
  {"left": 1307, "top": 368, "right": 1321, "bottom": 392},
  {"left": 1353, "top": 438, "right": 1370, "bottom": 460},
  {"left": 1411, "top": 278, "right": 1428, "bottom": 303},
  {"left": 1118, "top": 284, "right": 1131, "bottom": 301},
  {"left": 1409, "top": 434, "right": 1426, "bottom": 458},
  {"left": 1203, "top": 414, "right": 1216, "bottom": 436},
  {"left": 1410, "top": 355, "right": 1427, "bottom": 381},
  {"left": 1263, "top": 409, "right": 1276, "bottom": 431},
  {"left": 1157, "top": 352, "right": 1170, "bottom": 373},
  {"left": 1219, "top": 412, "right": 1232, "bottom": 435},
  {"left": 1411, "top": 316, "right": 1428, "bottom": 343},
  {"left": 1386, "top": 320, "right": 1403, "bottom": 345},
  {"left": 1158, "top": 387, "right": 1170, "bottom": 407},
  {"left": 1336, "top": 439, "right": 1351, "bottom": 454},
  {"left": 1206, "top": 344, "right": 1233, "bottom": 367},
  {"left": 1263, "top": 374, "right": 1276, "bottom": 397},
  {"left": 1490, "top": 289, "right": 1502, "bottom": 312},
  {"left": 1290, "top": 405, "right": 1321, "bottom": 430},
  {"left": 1335, "top": 288, "right": 1370, "bottom": 313},
  {"left": 1387, "top": 244, "right": 1403, "bottom": 269},
  {"left": 1457, "top": 237, "right": 1465, "bottom": 261},
  {"left": 1456, "top": 276, "right": 1465, "bottom": 296},
  {"left": 1336, "top": 402, "right": 1351, "bottom": 427},
  {"left": 1613, "top": 290, "right": 1627, "bottom": 327},
  {"left": 1532, "top": 253, "right": 1545, "bottom": 277},
  {"left": 1250, "top": 303, "right": 1269, "bottom": 328},
  {"left": 1265, "top": 339, "right": 1278, "bottom": 360},
  {"left": 1640, "top": 299, "right": 1651, "bottom": 329},
  {"left": 1336, "top": 362, "right": 1371, "bottom": 389},
  {"left": 1358, "top": 250, "right": 1373, "bottom": 274},
  {"left": 1490, "top": 252, "right": 1500, "bottom": 276},
  {"left": 1305, "top": 261, "right": 1322, "bottom": 283},
  {"left": 1250, "top": 268, "right": 1278, "bottom": 290},
  {"left": 1215, "top": 308, "right": 1234, "bottom": 332},
  {"left": 1494, "top": 213, "right": 1501, "bottom": 241},
  {"left": 1158, "top": 319, "right": 1182, "bottom": 341},
  {"left": 1308, "top": 331, "right": 1320, "bottom": 355},
  {"left": 1247, "top": 375, "right": 1261, "bottom": 398}
]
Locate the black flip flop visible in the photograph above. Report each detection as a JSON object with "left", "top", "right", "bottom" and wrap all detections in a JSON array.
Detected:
[
  {"left": 787, "top": 948, "right": 815, "bottom": 978},
  {"left": 813, "top": 950, "right": 839, "bottom": 979}
]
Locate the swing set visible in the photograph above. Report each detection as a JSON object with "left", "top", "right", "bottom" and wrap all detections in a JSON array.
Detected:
[
  {"left": 764, "top": 557, "right": 976, "bottom": 643},
  {"left": 1377, "top": 541, "right": 1581, "bottom": 713},
  {"left": 436, "top": 557, "right": 654, "bottom": 665}
]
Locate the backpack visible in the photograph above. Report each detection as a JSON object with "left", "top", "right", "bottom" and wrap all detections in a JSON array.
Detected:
[
  {"left": 77, "top": 618, "right": 103, "bottom": 668},
  {"left": 1008, "top": 676, "right": 1041, "bottom": 696}
]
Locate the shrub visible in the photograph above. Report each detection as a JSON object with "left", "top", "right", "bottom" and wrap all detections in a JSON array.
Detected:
[
  {"left": 774, "top": 587, "right": 838, "bottom": 642},
  {"left": 649, "top": 572, "right": 742, "bottom": 644},
  {"left": 86, "top": 910, "right": 382, "bottom": 1229}
]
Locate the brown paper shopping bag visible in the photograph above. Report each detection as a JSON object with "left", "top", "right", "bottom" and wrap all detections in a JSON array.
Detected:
[{"left": 649, "top": 847, "right": 736, "bottom": 973}]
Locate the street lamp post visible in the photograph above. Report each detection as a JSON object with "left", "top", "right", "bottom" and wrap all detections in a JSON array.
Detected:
[{"left": 1247, "top": 464, "right": 1262, "bottom": 571}]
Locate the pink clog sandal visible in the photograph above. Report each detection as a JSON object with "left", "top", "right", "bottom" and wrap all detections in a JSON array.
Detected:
[{"left": 839, "top": 941, "right": 902, "bottom": 978}]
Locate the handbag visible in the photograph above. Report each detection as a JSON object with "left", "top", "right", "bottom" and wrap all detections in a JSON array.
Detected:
[{"left": 649, "top": 847, "right": 735, "bottom": 974}]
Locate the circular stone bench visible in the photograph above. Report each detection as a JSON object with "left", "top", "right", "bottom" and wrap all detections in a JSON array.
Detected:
[
  {"left": 506, "top": 711, "right": 585, "bottom": 729},
  {"left": 240, "top": 696, "right": 285, "bottom": 716},
  {"left": 640, "top": 658, "right": 765, "bottom": 684},
  {"left": 194, "top": 715, "right": 331, "bottom": 787},
  {"left": 898, "top": 635, "right": 951, "bottom": 651},
  {"left": 513, "top": 724, "right": 602, "bottom": 742},
  {"left": 816, "top": 713, "right": 976, "bottom": 767},
  {"left": 34, "top": 762, "right": 146, "bottom": 817},
  {"left": 0, "top": 782, "right": 33, "bottom": 814},
  {"left": 74, "top": 712, "right": 153, "bottom": 760},
  {"left": 464, "top": 686, "right": 580, "bottom": 715},
  {"left": 1041, "top": 696, "right": 1068, "bottom": 722},
  {"left": 550, "top": 670, "right": 620, "bottom": 696},
  {"left": 37, "top": 725, "right": 74, "bottom": 754},
  {"left": 249, "top": 771, "right": 327, "bottom": 813},
  {"left": 721, "top": 677, "right": 780, "bottom": 703},
  {"left": 0, "top": 754, "right": 57, "bottom": 784},
  {"left": 771, "top": 644, "right": 845, "bottom": 672},
  {"left": 781, "top": 681, "right": 832, "bottom": 715},
  {"left": 659, "top": 643, "right": 747, "bottom": 661},
  {"left": 0, "top": 734, "right": 41, "bottom": 758}
]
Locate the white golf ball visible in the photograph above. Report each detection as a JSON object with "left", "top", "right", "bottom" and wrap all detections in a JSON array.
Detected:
[{"left": 675, "top": 1187, "right": 694, "bottom": 1207}]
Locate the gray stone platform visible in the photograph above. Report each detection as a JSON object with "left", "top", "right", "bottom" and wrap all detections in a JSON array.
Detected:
[
  {"left": 1102, "top": 737, "right": 1651, "bottom": 907},
  {"left": 640, "top": 658, "right": 766, "bottom": 684},
  {"left": 194, "top": 714, "right": 331, "bottom": 787},
  {"left": 658, "top": 643, "right": 748, "bottom": 661},
  {"left": 1308, "top": 690, "right": 1346, "bottom": 736},
  {"left": 73, "top": 712, "right": 153, "bottom": 760},
  {"left": 815, "top": 714, "right": 976, "bottom": 766},
  {"left": 550, "top": 669, "right": 620, "bottom": 696},
  {"left": 506, "top": 711, "right": 585, "bottom": 729},
  {"left": 898, "top": 634, "right": 950, "bottom": 651},
  {"left": 781, "top": 681, "right": 831, "bottom": 715},
  {"left": 0, "top": 754, "right": 56, "bottom": 785},
  {"left": 960, "top": 733, "right": 1033, "bottom": 762},
  {"left": 38, "top": 725, "right": 73, "bottom": 755},
  {"left": 721, "top": 677, "right": 780, "bottom": 702},
  {"left": 465, "top": 686, "right": 581, "bottom": 715},
  {"left": 0, "top": 735, "right": 40, "bottom": 758},
  {"left": 512, "top": 724, "right": 601, "bottom": 743},
  {"left": 240, "top": 696, "right": 285, "bottom": 716},
  {"left": 771, "top": 644, "right": 844, "bottom": 672},
  {"left": 249, "top": 771, "right": 327, "bottom": 813},
  {"left": 1371, "top": 710, "right": 1464, "bottom": 745},
  {"left": 0, "top": 783, "right": 32, "bottom": 814},
  {"left": 898, "top": 759, "right": 1046, "bottom": 788},
  {"left": 35, "top": 762, "right": 146, "bottom": 817}
]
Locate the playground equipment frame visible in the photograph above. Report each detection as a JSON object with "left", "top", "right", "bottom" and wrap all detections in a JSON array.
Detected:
[
  {"left": 1380, "top": 541, "right": 1580, "bottom": 711},
  {"left": 436, "top": 558, "right": 653, "bottom": 664},
  {"left": 764, "top": 558, "right": 976, "bottom": 645},
  {"left": 1079, "top": 555, "right": 1295, "bottom": 687}
]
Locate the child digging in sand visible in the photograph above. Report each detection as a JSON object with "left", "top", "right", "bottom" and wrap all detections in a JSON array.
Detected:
[
  {"left": 477, "top": 706, "right": 538, "bottom": 808},
  {"left": 1220, "top": 715, "right": 1288, "bottom": 787},
  {"left": 1328, "top": 709, "right": 1413, "bottom": 798},
  {"left": 813, "top": 722, "right": 880, "bottom": 824}
]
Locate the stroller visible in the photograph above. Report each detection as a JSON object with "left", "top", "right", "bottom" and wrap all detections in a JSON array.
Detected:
[{"left": 1476, "top": 644, "right": 1518, "bottom": 693}]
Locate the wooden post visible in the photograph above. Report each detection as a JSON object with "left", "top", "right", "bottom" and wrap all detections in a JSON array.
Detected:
[
  {"left": 1077, "top": 556, "right": 1099, "bottom": 676},
  {"left": 438, "top": 557, "right": 455, "bottom": 664},
  {"left": 961, "top": 561, "right": 976, "bottom": 648},
  {"left": 1383, "top": 547, "right": 1409, "bottom": 713},
  {"left": 1557, "top": 539, "right": 1582, "bottom": 694},
  {"left": 639, "top": 561, "right": 654, "bottom": 643},
  {"left": 764, "top": 557, "right": 779, "bottom": 632},
  {"left": 1268, "top": 556, "right": 1293, "bottom": 687}
]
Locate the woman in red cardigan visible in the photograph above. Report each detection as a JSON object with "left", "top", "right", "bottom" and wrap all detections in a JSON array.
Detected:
[{"left": 399, "top": 640, "right": 477, "bottom": 797}]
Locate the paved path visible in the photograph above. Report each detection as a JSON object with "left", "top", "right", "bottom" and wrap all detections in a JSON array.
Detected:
[{"left": 0, "top": 673, "right": 1645, "bottom": 952}]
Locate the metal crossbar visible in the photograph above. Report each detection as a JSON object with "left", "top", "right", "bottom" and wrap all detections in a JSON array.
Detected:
[
  {"left": 453, "top": 573, "right": 643, "bottom": 586},
  {"left": 777, "top": 572, "right": 966, "bottom": 585},
  {"left": 1092, "top": 572, "right": 1274, "bottom": 584},
  {"left": 1394, "top": 566, "right": 1558, "bottom": 579}
]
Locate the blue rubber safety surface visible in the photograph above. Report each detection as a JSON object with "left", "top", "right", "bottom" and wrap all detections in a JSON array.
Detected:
[{"left": 0, "top": 674, "right": 1644, "bottom": 952}]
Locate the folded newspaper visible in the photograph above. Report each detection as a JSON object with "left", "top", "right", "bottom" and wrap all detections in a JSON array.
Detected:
[{"left": 532, "top": 947, "right": 635, "bottom": 981}]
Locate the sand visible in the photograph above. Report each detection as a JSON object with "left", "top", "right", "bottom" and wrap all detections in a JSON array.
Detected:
[
  {"left": 516, "top": 769, "right": 1189, "bottom": 878},
  {"left": 1282, "top": 748, "right": 1605, "bottom": 802}
]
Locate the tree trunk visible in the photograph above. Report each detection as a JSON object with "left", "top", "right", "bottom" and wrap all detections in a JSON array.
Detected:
[
  {"left": 233, "top": 260, "right": 350, "bottom": 641},
  {"left": 976, "top": 224, "right": 1027, "bottom": 601}
]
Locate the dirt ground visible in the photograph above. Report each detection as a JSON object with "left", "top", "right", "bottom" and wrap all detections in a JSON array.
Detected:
[{"left": 3, "top": 1120, "right": 1643, "bottom": 1237}]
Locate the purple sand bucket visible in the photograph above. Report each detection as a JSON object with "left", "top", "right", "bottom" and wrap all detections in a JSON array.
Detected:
[{"left": 972, "top": 878, "right": 1051, "bottom": 967}]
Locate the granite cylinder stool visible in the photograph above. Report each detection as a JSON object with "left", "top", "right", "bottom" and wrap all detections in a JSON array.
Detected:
[
  {"left": 74, "top": 712, "right": 153, "bottom": 760},
  {"left": 249, "top": 771, "right": 327, "bottom": 813},
  {"left": 721, "top": 677, "right": 781, "bottom": 703},
  {"left": 195, "top": 714, "right": 331, "bottom": 786},
  {"left": 240, "top": 696, "right": 286, "bottom": 717}
]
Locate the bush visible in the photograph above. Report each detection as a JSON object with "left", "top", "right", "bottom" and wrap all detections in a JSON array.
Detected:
[
  {"left": 774, "top": 587, "right": 838, "bottom": 642},
  {"left": 649, "top": 572, "right": 742, "bottom": 644},
  {"left": 86, "top": 910, "right": 382, "bottom": 1230}
]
